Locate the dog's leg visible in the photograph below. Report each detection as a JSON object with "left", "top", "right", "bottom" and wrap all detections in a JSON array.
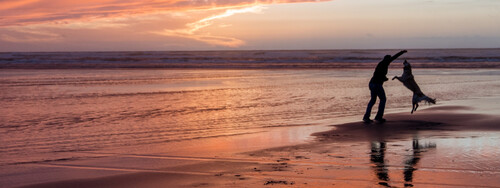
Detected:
[
  {"left": 411, "top": 103, "right": 415, "bottom": 114},
  {"left": 414, "top": 103, "right": 419, "bottom": 112},
  {"left": 392, "top": 76, "right": 403, "bottom": 82}
]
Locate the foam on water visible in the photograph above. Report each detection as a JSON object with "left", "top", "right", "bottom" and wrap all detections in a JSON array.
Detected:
[{"left": 1, "top": 49, "right": 500, "bottom": 69}]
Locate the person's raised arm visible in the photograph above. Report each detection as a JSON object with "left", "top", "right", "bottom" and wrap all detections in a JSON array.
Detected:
[{"left": 390, "top": 50, "right": 407, "bottom": 62}]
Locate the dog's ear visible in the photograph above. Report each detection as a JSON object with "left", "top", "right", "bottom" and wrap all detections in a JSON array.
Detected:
[{"left": 403, "top": 60, "right": 411, "bottom": 67}]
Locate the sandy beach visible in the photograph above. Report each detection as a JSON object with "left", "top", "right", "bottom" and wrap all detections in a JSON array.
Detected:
[
  {"left": 4, "top": 96, "right": 496, "bottom": 188},
  {"left": 1, "top": 67, "right": 500, "bottom": 188}
]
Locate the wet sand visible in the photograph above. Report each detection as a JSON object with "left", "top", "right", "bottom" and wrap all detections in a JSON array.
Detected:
[{"left": 14, "top": 97, "right": 500, "bottom": 188}]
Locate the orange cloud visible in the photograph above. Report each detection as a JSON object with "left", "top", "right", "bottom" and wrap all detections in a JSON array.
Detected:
[
  {"left": 0, "top": 28, "right": 61, "bottom": 43},
  {"left": 154, "top": 5, "right": 266, "bottom": 47},
  {"left": 0, "top": 0, "right": 329, "bottom": 26},
  {"left": 0, "top": 0, "right": 331, "bottom": 46},
  {"left": 0, "top": 0, "right": 40, "bottom": 11}
]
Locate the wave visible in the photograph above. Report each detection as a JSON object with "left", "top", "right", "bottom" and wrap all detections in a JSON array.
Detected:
[{"left": 1, "top": 49, "right": 500, "bottom": 69}]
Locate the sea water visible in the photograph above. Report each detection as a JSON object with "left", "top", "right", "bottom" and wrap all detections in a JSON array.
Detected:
[{"left": 1, "top": 49, "right": 500, "bottom": 167}]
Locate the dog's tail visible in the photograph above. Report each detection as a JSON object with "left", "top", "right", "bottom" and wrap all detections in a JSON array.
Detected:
[
  {"left": 424, "top": 96, "right": 436, "bottom": 104},
  {"left": 414, "top": 94, "right": 436, "bottom": 105}
]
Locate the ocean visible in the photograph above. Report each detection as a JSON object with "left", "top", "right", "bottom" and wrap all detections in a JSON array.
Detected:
[
  {"left": 1, "top": 49, "right": 500, "bottom": 69},
  {"left": 1, "top": 49, "right": 500, "bottom": 167}
]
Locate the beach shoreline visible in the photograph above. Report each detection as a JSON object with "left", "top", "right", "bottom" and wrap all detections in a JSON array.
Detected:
[{"left": 10, "top": 96, "right": 500, "bottom": 188}]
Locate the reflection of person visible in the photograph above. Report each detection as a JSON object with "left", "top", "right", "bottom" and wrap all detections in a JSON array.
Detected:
[
  {"left": 363, "top": 50, "right": 407, "bottom": 123},
  {"left": 370, "top": 141, "right": 390, "bottom": 187},
  {"left": 369, "top": 139, "right": 436, "bottom": 187}
]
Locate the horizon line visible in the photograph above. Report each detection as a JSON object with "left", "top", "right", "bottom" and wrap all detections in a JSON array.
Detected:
[{"left": 2, "top": 47, "right": 500, "bottom": 53}]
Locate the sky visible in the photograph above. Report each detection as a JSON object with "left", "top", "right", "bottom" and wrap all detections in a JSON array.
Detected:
[{"left": 0, "top": 0, "right": 499, "bottom": 52}]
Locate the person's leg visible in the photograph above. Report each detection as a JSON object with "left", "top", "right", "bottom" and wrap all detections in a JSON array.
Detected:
[
  {"left": 364, "top": 83, "right": 377, "bottom": 120},
  {"left": 375, "top": 85, "right": 386, "bottom": 120}
]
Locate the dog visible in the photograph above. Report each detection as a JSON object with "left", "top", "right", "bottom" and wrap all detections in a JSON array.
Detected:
[{"left": 392, "top": 60, "right": 436, "bottom": 113}]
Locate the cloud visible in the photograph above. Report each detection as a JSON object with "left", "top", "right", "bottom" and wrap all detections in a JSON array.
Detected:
[
  {"left": 0, "top": 27, "right": 62, "bottom": 42},
  {"left": 0, "top": 0, "right": 330, "bottom": 47},
  {"left": 0, "top": 0, "right": 329, "bottom": 27},
  {"left": 153, "top": 5, "right": 266, "bottom": 47},
  {"left": 0, "top": 0, "right": 40, "bottom": 11}
]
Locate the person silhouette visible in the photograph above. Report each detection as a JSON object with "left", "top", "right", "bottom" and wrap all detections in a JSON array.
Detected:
[{"left": 363, "top": 50, "right": 407, "bottom": 123}]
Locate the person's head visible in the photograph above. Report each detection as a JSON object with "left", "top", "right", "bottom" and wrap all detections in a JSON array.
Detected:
[{"left": 383, "top": 55, "right": 391, "bottom": 61}]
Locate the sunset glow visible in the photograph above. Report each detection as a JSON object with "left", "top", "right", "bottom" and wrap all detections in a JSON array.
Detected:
[
  {"left": 153, "top": 5, "right": 266, "bottom": 47},
  {"left": 0, "top": 0, "right": 499, "bottom": 51}
]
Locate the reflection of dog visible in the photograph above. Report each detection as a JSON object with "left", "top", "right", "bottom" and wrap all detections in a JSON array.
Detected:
[{"left": 392, "top": 60, "right": 436, "bottom": 113}]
